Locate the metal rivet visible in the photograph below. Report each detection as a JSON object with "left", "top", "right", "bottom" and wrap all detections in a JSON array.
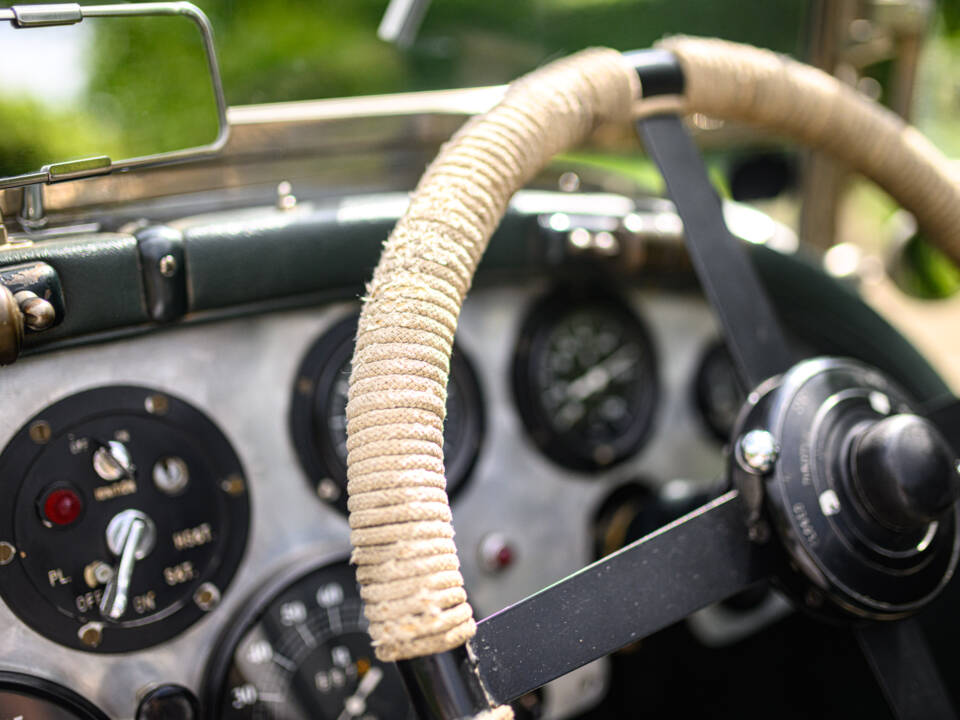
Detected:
[
  {"left": 78, "top": 622, "right": 104, "bottom": 648},
  {"left": 819, "top": 489, "right": 842, "bottom": 517},
  {"left": 0, "top": 541, "right": 15, "bottom": 565},
  {"left": 29, "top": 420, "right": 51, "bottom": 444},
  {"left": 568, "top": 228, "right": 592, "bottom": 250},
  {"left": 868, "top": 391, "right": 891, "bottom": 416},
  {"left": 144, "top": 394, "right": 169, "bottom": 415},
  {"left": 158, "top": 254, "right": 177, "bottom": 278},
  {"left": 316, "top": 478, "right": 340, "bottom": 501},
  {"left": 558, "top": 171, "right": 580, "bottom": 193},
  {"left": 276, "top": 181, "right": 297, "bottom": 210},
  {"left": 747, "top": 522, "right": 770, "bottom": 544},
  {"left": 194, "top": 582, "right": 220, "bottom": 612},
  {"left": 737, "top": 429, "right": 779, "bottom": 475}
]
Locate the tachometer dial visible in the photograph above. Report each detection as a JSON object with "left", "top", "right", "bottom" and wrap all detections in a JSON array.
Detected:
[
  {"left": 512, "top": 288, "right": 659, "bottom": 471},
  {"left": 205, "top": 560, "right": 413, "bottom": 720},
  {"left": 0, "top": 386, "right": 250, "bottom": 653},
  {"left": 291, "top": 314, "right": 483, "bottom": 513}
]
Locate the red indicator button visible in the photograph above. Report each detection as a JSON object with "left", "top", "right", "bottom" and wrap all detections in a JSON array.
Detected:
[{"left": 43, "top": 488, "right": 83, "bottom": 526}]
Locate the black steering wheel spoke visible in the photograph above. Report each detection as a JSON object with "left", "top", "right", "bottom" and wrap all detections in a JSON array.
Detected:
[
  {"left": 857, "top": 619, "right": 957, "bottom": 720},
  {"left": 637, "top": 113, "right": 797, "bottom": 390},
  {"left": 634, "top": 106, "right": 960, "bottom": 720},
  {"left": 470, "top": 491, "right": 769, "bottom": 705}
]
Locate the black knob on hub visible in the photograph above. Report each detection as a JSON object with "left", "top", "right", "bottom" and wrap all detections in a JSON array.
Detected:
[{"left": 852, "top": 414, "right": 960, "bottom": 530}]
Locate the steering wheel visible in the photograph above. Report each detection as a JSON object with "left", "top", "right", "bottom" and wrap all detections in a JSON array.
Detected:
[{"left": 344, "top": 37, "right": 960, "bottom": 720}]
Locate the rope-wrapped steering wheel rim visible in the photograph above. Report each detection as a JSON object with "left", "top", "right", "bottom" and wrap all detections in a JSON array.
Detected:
[{"left": 345, "top": 37, "right": 960, "bottom": 718}]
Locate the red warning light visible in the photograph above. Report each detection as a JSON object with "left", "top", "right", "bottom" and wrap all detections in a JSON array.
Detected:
[{"left": 43, "top": 488, "right": 83, "bottom": 526}]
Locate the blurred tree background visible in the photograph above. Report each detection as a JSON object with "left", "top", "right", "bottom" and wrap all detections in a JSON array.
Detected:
[
  {"left": 0, "top": 0, "right": 807, "bottom": 176},
  {"left": 0, "top": 0, "right": 957, "bottom": 279}
]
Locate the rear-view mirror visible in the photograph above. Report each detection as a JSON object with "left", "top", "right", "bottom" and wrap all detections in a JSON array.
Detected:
[{"left": 0, "top": 2, "right": 228, "bottom": 189}]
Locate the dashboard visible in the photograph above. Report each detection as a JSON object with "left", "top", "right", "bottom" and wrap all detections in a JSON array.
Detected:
[{"left": 0, "top": 186, "right": 951, "bottom": 719}]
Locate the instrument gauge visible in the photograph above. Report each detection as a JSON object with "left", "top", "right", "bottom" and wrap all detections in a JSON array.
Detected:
[
  {"left": 0, "top": 672, "right": 109, "bottom": 719},
  {"left": 512, "top": 288, "right": 659, "bottom": 471},
  {"left": 204, "top": 560, "right": 414, "bottom": 719},
  {"left": 693, "top": 341, "right": 744, "bottom": 442},
  {"left": 0, "top": 386, "right": 250, "bottom": 653},
  {"left": 291, "top": 314, "right": 483, "bottom": 513}
]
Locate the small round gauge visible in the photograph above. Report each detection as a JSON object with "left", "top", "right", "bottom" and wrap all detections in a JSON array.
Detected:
[
  {"left": 693, "top": 341, "right": 745, "bottom": 442},
  {"left": 205, "top": 559, "right": 413, "bottom": 719},
  {"left": 512, "top": 288, "right": 659, "bottom": 471},
  {"left": 0, "top": 672, "right": 109, "bottom": 719},
  {"left": 0, "top": 386, "right": 250, "bottom": 653},
  {"left": 291, "top": 314, "right": 484, "bottom": 513}
]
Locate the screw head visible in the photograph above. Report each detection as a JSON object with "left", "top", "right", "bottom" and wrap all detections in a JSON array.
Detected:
[
  {"left": 158, "top": 254, "right": 178, "bottom": 278},
  {"left": 153, "top": 456, "right": 190, "bottom": 495},
  {"left": 737, "top": 430, "right": 780, "bottom": 474}
]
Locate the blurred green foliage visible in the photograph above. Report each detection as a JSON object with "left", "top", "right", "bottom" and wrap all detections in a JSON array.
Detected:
[
  {"left": 894, "top": 234, "right": 960, "bottom": 299},
  {"left": 87, "top": 15, "right": 220, "bottom": 156},
  {"left": 0, "top": 0, "right": 808, "bottom": 179},
  {"left": 196, "top": 0, "right": 805, "bottom": 104},
  {"left": 0, "top": 0, "right": 957, "bottom": 286}
]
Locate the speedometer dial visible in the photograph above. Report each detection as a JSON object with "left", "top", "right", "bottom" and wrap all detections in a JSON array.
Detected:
[
  {"left": 512, "top": 288, "right": 659, "bottom": 471},
  {"left": 205, "top": 560, "right": 413, "bottom": 720}
]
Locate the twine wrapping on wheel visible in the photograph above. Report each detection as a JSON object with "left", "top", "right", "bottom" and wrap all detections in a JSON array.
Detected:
[
  {"left": 344, "top": 48, "right": 639, "bottom": 719},
  {"left": 345, "top": 36, "right": 960, "bottom": 719},
  {"left": 658, "top": 36, "right": 960, "bottom": 264}
]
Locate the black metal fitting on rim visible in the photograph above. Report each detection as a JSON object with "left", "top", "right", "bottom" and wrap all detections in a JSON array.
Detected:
[
  {"left": 396, "top": 645, "right": 491, "bottom": 720},
  {"left": 623, "top": 48, "right": 684, "bottom": 98},
  {"left": 136, "top": 225, "right": 187, "bottom": 323}
]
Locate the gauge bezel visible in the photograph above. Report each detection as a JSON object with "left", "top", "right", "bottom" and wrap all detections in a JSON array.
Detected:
[
  {"left": 511, "top": 286, "right": 660, "bottom": 472},
  {"left": 290, "top": 313, "right": 484, "bottom": 514},
  {"left": 0, "top": 385, "right": 250, "bottom": 653},
  {"left": 692, "top": 339, "right": 744, "bottom": 443},
  {"left": 0, "top": 670, "right": 110, "bottom": 719}
]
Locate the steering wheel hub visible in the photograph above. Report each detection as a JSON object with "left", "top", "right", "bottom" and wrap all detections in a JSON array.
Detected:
[{"left": 733, "top": 357, "right": 960, "bottom": 620}]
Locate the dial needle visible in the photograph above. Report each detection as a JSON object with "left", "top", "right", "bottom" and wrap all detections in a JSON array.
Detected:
[
  {"left": 565, "top": 344, "right": 637, "bottom": 402},
  {"left": 100, "top": 517, "right": 146, "bottom": 620},
  {"left": 337, "top": 665, "right": 383, "bottom": 720}
]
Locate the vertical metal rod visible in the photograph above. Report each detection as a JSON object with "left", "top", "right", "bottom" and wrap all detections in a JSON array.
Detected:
[{"left": 18, "top": 183, "right": 46, "bottom": 230}]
